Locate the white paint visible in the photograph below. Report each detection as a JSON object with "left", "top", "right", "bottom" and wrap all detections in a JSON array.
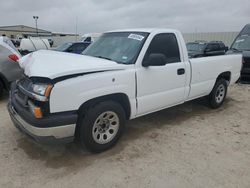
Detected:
[
  {"left": 19, "top": 50, "right": 127, "bottom": 79},
  {"left": 21, "top": 28, "right": 242, "bottom": 130}
]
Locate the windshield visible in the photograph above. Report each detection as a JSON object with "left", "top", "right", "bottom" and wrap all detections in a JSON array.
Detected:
[
  {"left": 55, "top": 43, "right": 72, "bottom": 51},
  {"left": 186, "top": 43, "right": 205, "bottom": 52},
  {"left": 231, "top": 35, "right": 250, "bottom": 51},
  {"left": 82, "top": 32, "right": 149, "bottom": 64}
]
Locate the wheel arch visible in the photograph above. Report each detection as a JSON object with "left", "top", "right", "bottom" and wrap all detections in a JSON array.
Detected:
[
  {"left": 216, "top": 71, "right": 231, "bottom": 85},
  {"left": 77, "top": 93, "right": 131, "bottom": 120},
  {"left": 75, "top": 93, "right": 131, "bottom": 138}
]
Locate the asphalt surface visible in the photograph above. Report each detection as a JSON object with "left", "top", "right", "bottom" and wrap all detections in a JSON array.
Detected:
[{"left": 0, "top": 84, "right": 250, "bottom": 188}]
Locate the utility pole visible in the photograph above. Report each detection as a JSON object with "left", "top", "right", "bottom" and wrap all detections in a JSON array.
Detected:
[
  {"left": 33, "top": 16, "right": 39, "bottom": 37},
  {"left": 75, "top": 16, "right": 78, "bottom": 42}
]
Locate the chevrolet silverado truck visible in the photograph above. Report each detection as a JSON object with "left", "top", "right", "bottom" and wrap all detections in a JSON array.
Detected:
[{"left": 8, "top": 29, "right": 241, "bottom": 153}]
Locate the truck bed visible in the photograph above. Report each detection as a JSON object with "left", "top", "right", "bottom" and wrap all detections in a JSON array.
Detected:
[{"left": 188, "top": 54, "right": 242, "bottom": 100}]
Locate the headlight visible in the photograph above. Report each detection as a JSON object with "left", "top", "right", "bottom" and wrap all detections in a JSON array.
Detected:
[
  {"left": 31, "top": 84, "right": 51, "bottom": 96},
  {"left": 30, "top": 84, "right": 53, "bottom": 101}
]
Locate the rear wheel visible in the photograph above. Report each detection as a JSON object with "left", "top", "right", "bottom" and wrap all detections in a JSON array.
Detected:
[
  {"left": 208, "top": 79, "right": 228, "bottom": 109},
  {"left": 78, "top": 101, "right": 126, "bottom": 153}
]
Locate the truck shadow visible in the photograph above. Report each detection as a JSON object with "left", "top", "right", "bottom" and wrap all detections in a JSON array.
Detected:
[{"left": 16, "top": 96, "right": 234, "bottom": 177}]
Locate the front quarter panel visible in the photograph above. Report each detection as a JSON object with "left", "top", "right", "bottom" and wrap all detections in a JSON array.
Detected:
[{"left": 49, "top": 68, "right": 136, "bottom": 118}]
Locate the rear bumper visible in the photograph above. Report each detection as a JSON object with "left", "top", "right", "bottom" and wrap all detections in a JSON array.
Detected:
[{"left": 8, "top": 102, "right": 75, "bottom": 144}]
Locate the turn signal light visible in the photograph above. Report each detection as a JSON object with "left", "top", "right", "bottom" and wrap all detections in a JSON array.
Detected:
[
  {"left": 34, "top": 107, "right": 43, "bottom": 119},
  {"left": 45, "top": 85, "right": 53, "bottom": 97},
  {"left": 28, "top": 100, "right": 43, "bottom": 119}
]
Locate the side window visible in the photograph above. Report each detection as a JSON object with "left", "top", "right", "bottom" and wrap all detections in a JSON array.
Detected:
[
  {"left": 67, "top": 44, "right": 77, "bottom": 52},
  {"left": 67, "top": 43, "right": 86, "bottom": 53},
  {"left": 206, "top": 44, "right": 219, "bottom": 51},
  {"left": 206, "top": 44, "right": 213, "bottom": 51},
  {"left": 84, "top": 37, "right": 91, "bottom": 42},
  {"left": 219, "top": 43, "right": 225, "bottom": 49},
  {"left": 145, "top": 33, "right": 181, "bottom": 64},
  {"left": 74, "top": 43, "right": 88, "bottom": 52},
  {"left": 213, "top": 44, "right": 220, "bottom": 51}
]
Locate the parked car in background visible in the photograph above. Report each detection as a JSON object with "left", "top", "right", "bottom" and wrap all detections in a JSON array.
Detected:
[
  {"left": 81, "top": 33, "right": 101, "bottom": 43},
  {"left": 187, "top": 41, "right": 228, "bottom": 58},
  {"left": 11, "top": 39, "right": 20, "bottom": 47},
  {"left": 19, "top": 37, "right": 50, "bottom": 55},
  {"left": 11, "top": 35, "right": 23, "bottom": 48},
  {"left": 9, "top": 28, "right": 241, "bottom": 153},
  {"left": 48, "top": 39, "right": 54, "bottom": 47},
  {"left": 226, "top": 24, "right": 250, "bottom": 82},
  {"left": 54, "top": 42, "right": 91, "bottom": 54},
  {"left": 0, "top": 37, "right": 22, "bottom": 96}
]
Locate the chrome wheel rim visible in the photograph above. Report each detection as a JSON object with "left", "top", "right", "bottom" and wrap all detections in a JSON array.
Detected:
[
  {"left": 92, "top": 111, "right": 120, "bottom": 144},
  {"left": 215, "top": 84, "right": 225, "bottom": 104}
]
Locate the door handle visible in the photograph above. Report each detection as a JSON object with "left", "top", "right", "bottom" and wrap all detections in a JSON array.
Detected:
[{"left": 177, "top": 68, "right": 185, "bottom": 75}]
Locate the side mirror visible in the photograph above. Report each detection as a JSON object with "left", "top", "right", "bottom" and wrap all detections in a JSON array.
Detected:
[
  {"left": 225, "top": 46, "right": 229, "bottom": 51},
  {"left": 142, "top": 53, "right": 167, "bottom": 67}
]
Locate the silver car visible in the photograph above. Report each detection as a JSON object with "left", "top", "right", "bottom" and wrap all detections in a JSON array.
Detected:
[{"left": 0, "top": 37, "right": 23, "bottom": 96}]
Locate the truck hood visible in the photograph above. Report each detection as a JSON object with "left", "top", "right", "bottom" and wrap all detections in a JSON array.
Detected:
[{"left": 19, "top": 50, "right": 126, "bottom": 79}]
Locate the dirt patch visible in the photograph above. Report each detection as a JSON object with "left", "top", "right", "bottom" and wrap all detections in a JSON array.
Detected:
[{"left": 0, "top": 84, "right": 250, "bottom": 188}]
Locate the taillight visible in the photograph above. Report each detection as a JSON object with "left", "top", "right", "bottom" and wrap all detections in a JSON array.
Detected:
[{"left": 8, "top": 54, "right": 19, "bottom": 62}]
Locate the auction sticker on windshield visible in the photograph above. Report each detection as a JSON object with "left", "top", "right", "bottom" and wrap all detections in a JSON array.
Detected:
[
  {"left": 235, "top": 39, "right": 245, "bottom": 43},
  {"left": 128, "top": 34, "right": 145, "bottom": 41}
]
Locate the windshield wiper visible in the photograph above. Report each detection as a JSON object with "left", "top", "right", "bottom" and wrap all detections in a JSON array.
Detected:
[
  {"left": 94, "top": 55, "right": 113, "bottom": 61},
  {"left": 93, "top": 55, "right": 121, "bottom": 64}
]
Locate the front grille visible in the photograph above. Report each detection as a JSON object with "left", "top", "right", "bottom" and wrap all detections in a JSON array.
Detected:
[
  {"left": 15, "top": 76, "right": 33, "bottom": 107},
  {"left": 18, "top": 76, "right": 32, "bottom": 90},
  {"left": 17, "top": 89, "right": 25, "bottom": 99}
]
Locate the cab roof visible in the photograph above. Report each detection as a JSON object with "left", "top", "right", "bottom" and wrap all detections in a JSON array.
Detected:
[{"left": 106, "top": 28, "right": 179, "bottom": 34}]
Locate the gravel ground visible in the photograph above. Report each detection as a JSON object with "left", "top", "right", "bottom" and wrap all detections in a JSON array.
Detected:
[{"left": 0, "top": 84, "right": 250, "bottom": 188}]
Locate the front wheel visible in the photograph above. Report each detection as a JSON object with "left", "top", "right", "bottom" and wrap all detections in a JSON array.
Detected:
[
  {"left": 78, "top": 101, "right": 126, "bottom": 153},
  {"left": 208, "top": 79, "right": 228, "bottom": 109}
]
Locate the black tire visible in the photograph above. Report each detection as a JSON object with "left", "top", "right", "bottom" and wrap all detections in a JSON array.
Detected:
[
  {"left": 0, "top": 81, "right": 4, "bottom": 97},
  {"left": 78, "top": 101, "right": 126, "bottom": 153},
  {"left": 208, "top": 79, "right": 228, "bottom": 109}
]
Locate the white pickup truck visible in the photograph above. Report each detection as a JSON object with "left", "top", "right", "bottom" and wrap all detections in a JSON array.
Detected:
[{"left": 8, "top": 28, "right": 241, "bottom": 153}]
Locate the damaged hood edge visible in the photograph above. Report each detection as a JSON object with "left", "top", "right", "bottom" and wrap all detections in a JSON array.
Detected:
[{"left": 19, "top": 50, "right": 127, "bottom": 80}]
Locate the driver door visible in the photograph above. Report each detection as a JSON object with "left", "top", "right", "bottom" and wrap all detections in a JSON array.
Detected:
[{"left": 136, "top": 33, "right": 187, "bottom": 116}]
